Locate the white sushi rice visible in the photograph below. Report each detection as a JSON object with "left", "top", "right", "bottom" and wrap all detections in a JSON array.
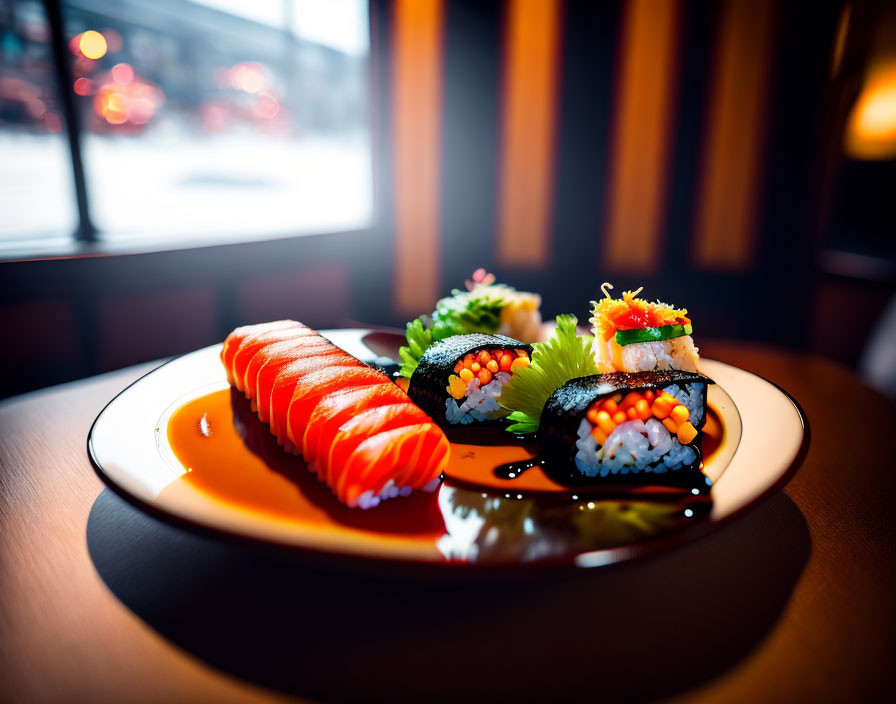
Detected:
[
  {"left": 595, "top": 334, "right": 700, "bottom": 374},
  {"left": 445, "top": 371, "right": 513, "bottom": 425},
  {"left": 573, "top": 392, "right": 699, "bottom": 478},
  {"left": 348, "top": 474, "right": 441, "bottom": 509},
  {"left": 664, "top": 382, "right": 706, "bottom": 426}
]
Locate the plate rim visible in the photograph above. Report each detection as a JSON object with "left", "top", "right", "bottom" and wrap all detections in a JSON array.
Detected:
[{"left": 86, "top": 334, "right": 810, "bottom": 574}]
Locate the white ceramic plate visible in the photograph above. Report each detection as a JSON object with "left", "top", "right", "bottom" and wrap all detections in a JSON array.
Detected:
[{"left": 88, "top": 329, "right": 807, "bottom": 569}]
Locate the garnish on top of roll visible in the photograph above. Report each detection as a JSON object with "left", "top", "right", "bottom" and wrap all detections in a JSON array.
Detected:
[
  {"left": 398, "top": 268, "right": 542, "bottom": 380},
  {"left": 590, "top": 283, "right": 699, "bottom": 374},
  {"left": 499, "top": 314, "right": 713, "bottom": 486}
]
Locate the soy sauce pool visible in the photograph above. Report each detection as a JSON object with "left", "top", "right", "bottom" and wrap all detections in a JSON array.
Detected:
[{"left": 163, "top": 388, "right": 723, "bottom": 565}]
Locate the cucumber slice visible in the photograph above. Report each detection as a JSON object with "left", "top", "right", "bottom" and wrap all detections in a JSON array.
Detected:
[{"left": 615, "top": 323, "right": 692, "bottom": 346}]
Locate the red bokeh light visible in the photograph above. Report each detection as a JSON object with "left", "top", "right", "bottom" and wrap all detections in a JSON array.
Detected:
[
  {"left": 111, "top": 63, "right": 134, "bottom": 86},
  {"left": 73, "top": 77, "right": 93, "bottom": 96}
]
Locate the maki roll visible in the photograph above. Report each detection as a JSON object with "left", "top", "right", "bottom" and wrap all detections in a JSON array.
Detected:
[
  {"left": 398, "top": 269, "right": 542, "bottom": 382},
  {"left": 540, "top": 370, "right": 712, "bottom": 484},
  {"left": 499, "top": 315, "right": 714, "bottom": 491},
  {"left": 590, "top": 283, "right": 699, "bottom": 373},
  {"left": 407, "top": 333, "right": 532, "bottom": 432}
]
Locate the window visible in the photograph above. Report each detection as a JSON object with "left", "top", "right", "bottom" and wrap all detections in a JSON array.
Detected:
[
  {"left": 0, "top": 0, "right": 373, "bottom": 251},
  {"left": 0, "top": 0, "right": 78, "bottom": 245}
]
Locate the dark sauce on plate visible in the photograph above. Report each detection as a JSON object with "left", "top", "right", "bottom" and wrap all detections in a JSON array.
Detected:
[{"left": 165, "top": 388, "right": 725, "bottom": 564}]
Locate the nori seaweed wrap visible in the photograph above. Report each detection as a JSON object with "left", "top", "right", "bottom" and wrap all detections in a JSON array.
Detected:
[
  {"left": 408, "top": 334, "right": 533, "bottom": 435},
  {"left": 538, "top": 370, "right": 714, "bottom": 488}
]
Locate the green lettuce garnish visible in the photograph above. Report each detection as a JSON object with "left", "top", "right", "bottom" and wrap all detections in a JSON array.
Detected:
[
  {"left": 498, "top": 314, "right": 599, "bottom": 434},
  {"left": 398, "top": 287, "right": 510, "bottom": 379}
]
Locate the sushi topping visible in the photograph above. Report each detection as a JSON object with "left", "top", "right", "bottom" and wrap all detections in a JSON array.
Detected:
[
  {"left": 614, "top": 323, "right": 693, "bottom": 347},
  {"left": 591, "top": 283, "right": 691, "bottom": 342},
  {"left": 498, "top": 315, "right": 600, "bottom": 434},
  {"left": 444, "top": 347, "right": 530, "bottom": 424},
  {"left": 585, "top": 389, "right": 698, "bottom": 447},
  {"left": 398, "top": 271, "right": 541, "bottom": 379}
]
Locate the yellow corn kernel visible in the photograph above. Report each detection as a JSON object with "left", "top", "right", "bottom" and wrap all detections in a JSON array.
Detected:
[
  {"left": 459, "top": 368, "right": 474, "bottom": 383},
  {"left": 596, "top": 410, "right": 616, "bottom": 435},
  {"left": 677, "top": 421, "right": 698, "bottom": 444},
  {"left": 612, "top": 410, "right": 627, "bottom": 425},
  {"left": 602, "top": 398, "right": 618, "bottom": 414},
  {"left": 447, "top": 374, "right": 466, "bottom": 400},
  {"left": 662, "top": 417, "right": 678, "bottom": 435},
  {"left": 586, "top": 407, "right": 601, "bottom": 425},
  {"left": 486, "top": 359, "right": 499, "bottom": 373},
  {"left": 671, "top": 404, "right": 690, "bottom": 425},
  {"left": 510, "top": 356, "right": 530, "bottom": 373}
]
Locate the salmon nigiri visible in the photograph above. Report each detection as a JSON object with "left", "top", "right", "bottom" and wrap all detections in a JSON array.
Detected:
[
  {"left": 336, "top": 424, "right": 449, "bottom": 508},
  {"left": 244, "top": 337, "right": 337, "bottom": 405},
  {"left": 301, "top": 384, "right": 412, "bottom": 465},
  {"left": 285, "top": 366, "right": 391, "bottom": 447},
  {"left": 268, "top": 353, "right": 362, "bottom": 441},
  {"left": 221, "top": 320, "right": 307, "bottom": 385},
  {"left": 220, "top": 320, "right": 449, "bottom": 508},
  {"left": 256, "top": 347, "right": 344, "bottom": 422},
  {"left": 231, "top": 327, "right": 317, "bottom": 393},
  {"left": 319, "top": 403, "right": 430, "bottom": 489}
]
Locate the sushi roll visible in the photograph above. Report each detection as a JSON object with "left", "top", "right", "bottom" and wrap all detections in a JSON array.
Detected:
[
  {"left": 398, "top": 269, "right": 542, "bottom": 382},
  {"left": 221, "top": 321, "right": 449, "bottom": 508},
  {"left": 590, "top": 283, "right": 699, "bottom": 373},
  {"left": 499, "top": 314, "right": 714, "bottom": 491},
  {"left": 407, "top": 333, "right": 532, "bottom": 432},
  {"left": 539, "top": 370, "right": 712, "bottom": 484}
]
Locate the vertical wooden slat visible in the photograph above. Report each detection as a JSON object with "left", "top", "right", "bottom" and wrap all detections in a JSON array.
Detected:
[
  {"left": 693, "top": 0, "right": 774, "bottom": 271},
  {"left": 392, "top": 0, "right": 444, "bottom": 314},
  {"left": 603, "top": 0, "right": 678, "bottom": 273},
  {"left": 496, "top": 0, "right": 561, "bottom": 268}
]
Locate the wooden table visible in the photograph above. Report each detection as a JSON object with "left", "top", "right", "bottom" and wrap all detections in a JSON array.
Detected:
[{"left": 1, "top": 342, "right": 894, "bottom": 703}]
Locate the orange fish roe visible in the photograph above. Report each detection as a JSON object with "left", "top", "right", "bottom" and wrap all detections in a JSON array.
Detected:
[
  {"left": 445, "top": 348, "right": 530, "bottom": 400},
  {"left": 586, "top": 388, "right": 698, "bottom": 445},
  {"left": 591, "top": 286, "right": 691, "bottom": 342}
]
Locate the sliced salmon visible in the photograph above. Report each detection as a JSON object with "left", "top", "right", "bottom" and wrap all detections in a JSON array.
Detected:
[
  {"left": 231, "top": 326, "right": 316, "bottom": 392},
  {"left": 315, "top": 402, "right": 428, "bottom": 486},
  {"left": 301, "top": 384, "right": 412, "bottom": 465},
  {"left": 285, "top": 367, "right": 391, "bottom": 446},
  {"left": 221, "top": 320, "right": 449, "bottom": 508},
  {"left": 257, "top": 347, "right": 344, "bottom": 423},
  {"left": 349, "top": 422, "right": 447, "bottom": 499},
  {"left": 221, "top": 320, "right": 305, "bottom": 385},
  {"left": 336, "top": 424, "right": 444, "bottom": 507},
  {"left": 244, "top": 337, "right": 336, "bottom": 404},
  {"left": 269, "top": 353, "right": 362, "bottom": 441}
]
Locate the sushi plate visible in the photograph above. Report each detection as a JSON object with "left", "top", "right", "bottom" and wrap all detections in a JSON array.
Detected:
[{"left": 88, "top": 329, "right": 808, "bottom": 570}]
